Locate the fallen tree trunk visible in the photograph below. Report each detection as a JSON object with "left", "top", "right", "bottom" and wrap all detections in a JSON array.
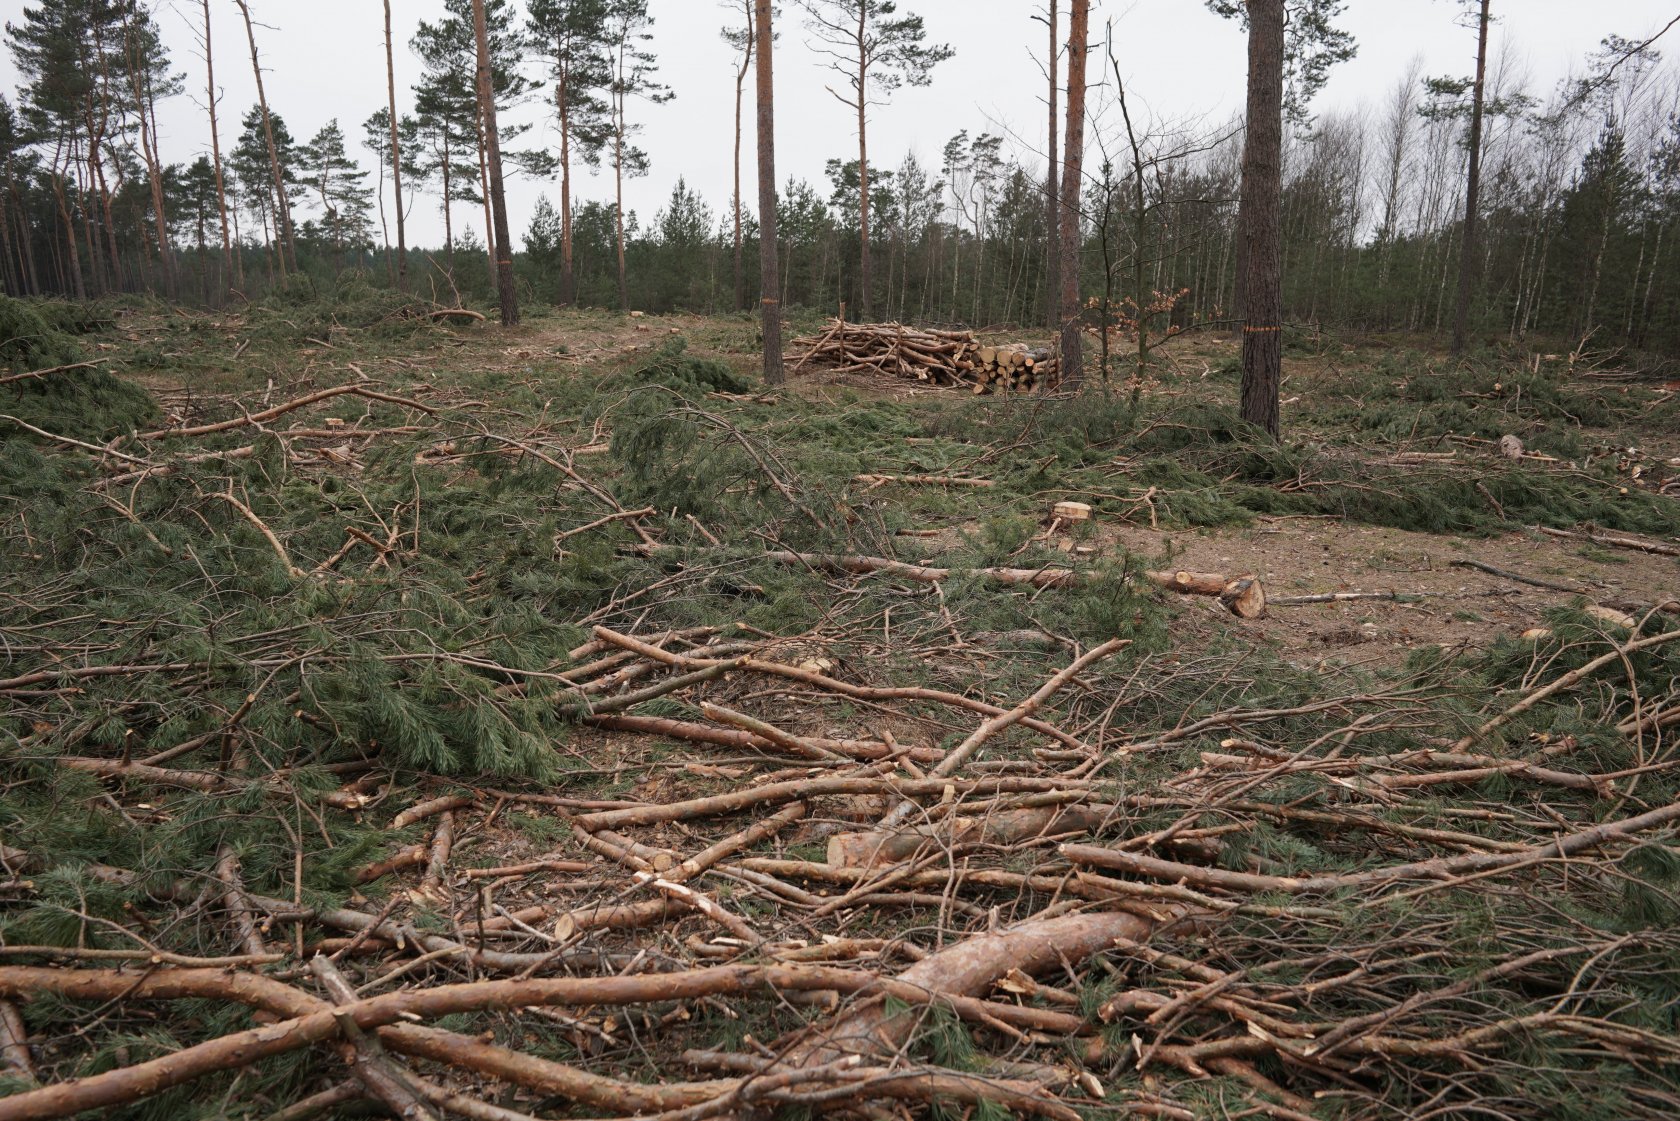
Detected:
[
  {"left": 756, "top": 550, "right": 1267, "bottom": 618},
  {"left": 829, "top": 803, "right": 1120, "bottom": 868},
  {"left": 0, "top": 957, "right": 1139, "bottom": 1121},
  {"left": 782, "top": 908, "right": 1193, "bottom": 1069},
  {"left": 1061, "top": 796, "right": 1680, "bottom": 895}
]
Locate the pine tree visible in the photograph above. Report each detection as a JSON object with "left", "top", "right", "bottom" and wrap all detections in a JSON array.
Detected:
[
  {"left": 1208, "top": 0, "right": 1355, "bottom": 435},
  {"left": 383, "top": 0, "right": 408, "bottom": 291},
  {"left": 412, "top": 0, "right": 534, "bottom": 291},
  {"left": 195, "top": 0, "right": 236, "bottom": 293},
  {"left": 795, "top": 0, "right": 953, "bottom": 320},
  {"left": 229, "top": 105, "right": 299, "bottom": 278},
  {"left": 722, "top": 0, "right": 767, "bottom": 313},
  {"left": 7, "top": 0, "right": 134, "bottom": 295},
  {"left": 364, "top": 108, "right": 422, "bottom": 282},
  {"left": 1057, "top": 0, "right": 1088, "bottom": 387},
  {"left": 527, "top": 0, "right": 612, "bottom": 307},
  {"left": 1451, "top": 0, "right": 1491, "bottom": 355},
  {"left": 472, "top": 0, "right": 519, "bottom": 324},
  {"left": 300, "top": 119, "right": 374, "bottom": 260},
  {"left": 233, "top": 1, "right": 298, "bottom": 275},
  {"left": 411, "top": 92, "right": 478, "bottom": 272},
  {"left": 755, "top": 0, "right": 783, "bottom": 384}
]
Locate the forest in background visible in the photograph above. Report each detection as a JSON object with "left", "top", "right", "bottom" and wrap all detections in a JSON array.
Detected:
[{"left": 3, "top": 1, "right": 1680, "bottom": 357}]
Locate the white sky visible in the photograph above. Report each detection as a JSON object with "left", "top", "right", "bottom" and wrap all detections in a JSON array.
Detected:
[{"left": 3, "top": 0, "right": 1677, "bottom": 246}]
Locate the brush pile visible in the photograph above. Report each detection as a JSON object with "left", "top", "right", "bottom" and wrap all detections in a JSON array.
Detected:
[{"left": 788, "top": 318, "right": 1059, "bottom": 392}]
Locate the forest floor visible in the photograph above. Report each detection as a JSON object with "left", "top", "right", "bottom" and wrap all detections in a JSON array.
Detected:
[{"left": 2, "top": 290, "right": 1680, "bottom": 1121}]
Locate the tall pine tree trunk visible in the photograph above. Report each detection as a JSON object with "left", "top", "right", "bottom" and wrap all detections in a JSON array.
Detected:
[
  {"left": 755, "top": 0, "right": 782, "bottom": 386},
  {"left": 442, "top": 132, "right": 456, "bottom": 274},
  {"left": 557, "top": 78, "right": 576, "bottom": 306},
  {"left": 854, "top": 7, "right": 872, "bottom": 321},
  {"left": 0, "top": 188, "right": 16, "bottom": 295},
  {"left": 472, "top": 0, "right": 519, "bottom": 325},
  {"left": 1450, "top": 0, "right": 1490, "bottom": 355},
  {"left": 733, "top": 2, "right": 752, "bottom": 314},
  {"left": 1057, "top": 0, "right": 1089, "bottom": 389},
  {"left": 121, "top": 7, "right": 175, "bottom": 298},
  {"left": 1237, "top": 0, "right": 1285, "bottom": 438},
  {"left": 1045, "top": 0, "right": 1059, "bottom": 332},
  {"left": 50, "top": 166, "right": 86, "bottom": 300},
  {"left": 201, "top": 0, "right": 235, "bottom": 295},
  {"left": 613, "top": 109, "right": 629, "bottom": 312},
  {"left": 235, "top": 1, "right": 295, "bottom": 276},
  {"left": 475, "top": 107, "right": 497, "bottom": 292},
  {"left": 384, "top": 0, "right": 408, "bottom": 292}
]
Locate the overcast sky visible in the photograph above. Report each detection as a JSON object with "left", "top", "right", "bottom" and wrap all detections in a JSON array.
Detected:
[{"left": 3, "top": 1, "right": 1676, "bottom": 247}]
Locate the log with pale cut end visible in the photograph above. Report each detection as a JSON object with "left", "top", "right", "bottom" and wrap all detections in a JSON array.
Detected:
[
  {"left": 1144, "top": 569, "right": 1268, "bottom": 619},
  {"left": 1053, "top": 501, "right": 1092, "bottom": 522}
]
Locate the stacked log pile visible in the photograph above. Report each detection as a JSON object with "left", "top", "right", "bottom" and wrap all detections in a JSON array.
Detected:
[
  {"left": 787, "top": 319, "right": 1057, "bottom": 393},
  {"left": 970, "top": 344, "right": 1056, "bottom": 394}
]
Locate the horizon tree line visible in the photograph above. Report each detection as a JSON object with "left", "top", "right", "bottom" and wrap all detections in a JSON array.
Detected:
[{"left": 2, "top": 0, "right": 1678, "bottom": 382}]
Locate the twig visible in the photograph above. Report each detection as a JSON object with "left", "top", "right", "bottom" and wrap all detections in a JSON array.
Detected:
[
  {"left": 1533, "top": 525, "right": 1680, "bottom": 558},
  {"left": 1449, "top": 558, "right": 1589, "bottom": 593},
  {"left": 137, "top": 384, "right": 436, "bottom": 440},
  {"left": 0, "top": 360, "right": 106, "bottom": 387}
]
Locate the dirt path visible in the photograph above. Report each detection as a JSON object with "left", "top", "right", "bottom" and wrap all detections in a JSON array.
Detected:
[{"left": 1102, "top": 519, "right": 1679, "bottom": 669}]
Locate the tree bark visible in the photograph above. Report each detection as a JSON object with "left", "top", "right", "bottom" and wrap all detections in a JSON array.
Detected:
[
  {"left": 1237, "top": 0, "right": 1284, "bottom": 438},
  {"left": 755, "top": 0, "right": 783, "bottom": 386},
  {"left": 557, "top": 73, "right": 576, "bottom": 305},
  {"left": 1057, "top": 0, "right": 1089, "bottom": 389},
  {"left": 441, "top": 130, "right": 456, "bottom": 272},
  {"left": 1450, "top": 0, "right": 1491, "bottom": 355},
  {"left": 473, "top": 104, "right": 498, "bottom": 292},
  {"left": 201, "top": 0, "right": 235, "bottom": 295},
  {"left": 1045, "top": 0, "right": 1060, "bottom": 333},
  {"left": 119, "top": 7, "right": 175, "bottom": 298},
  {"left": 732, "top": 2, "right": 753, "bottom": 314},
  {"left": 234, "top": 1, "right": 295, "bottom": 276},
  {"left": 50, "top": 159, "right": 86, "bottom": 301},
  {"left": 384, "top": 0, "right": 408, "bottom": 292},
  {"left": 855, "top": 3, "right": 872, "bottom": 321},
  {"left": 613, "top": 111, "right": 629, "bottom": 312},
  {"left": 472, "top": 0, "right": 519, "bottom": 326}
]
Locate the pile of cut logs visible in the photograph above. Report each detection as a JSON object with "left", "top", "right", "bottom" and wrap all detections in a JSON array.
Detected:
[
  {"left": 787, "top": 319, "right": 1058, "bottom": 394},
  {"left": 971, "top": 344, "right": 1056, "bottom": 394}
]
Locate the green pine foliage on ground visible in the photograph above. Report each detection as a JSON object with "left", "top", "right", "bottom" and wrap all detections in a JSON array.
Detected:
[{"left": 1, "top": 302, "right": 1678, "bottom": 1118}]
